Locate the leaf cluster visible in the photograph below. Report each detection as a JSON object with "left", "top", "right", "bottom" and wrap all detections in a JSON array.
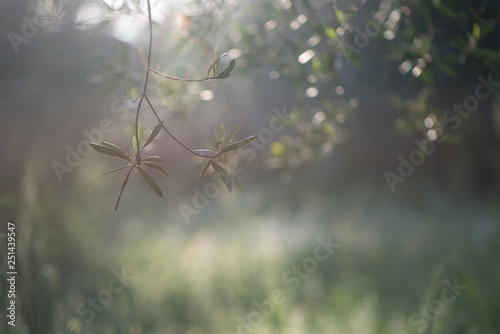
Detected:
[
  {"left": 195, "top": 122, "right": 257, "bottom": 193},
  {"left": 90, "top": 122, "right": 168, "bottom": 212},
  {"left": 89, "top": 9, "right": 254, "bottom": 214}
]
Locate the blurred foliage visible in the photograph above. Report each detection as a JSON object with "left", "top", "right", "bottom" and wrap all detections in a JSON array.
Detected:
[
  {"left": 2, "top": 171, "right": 500, "bottom": 333},
  {"left": 1, "top": 0, "right": 500, "bottom": 333}
]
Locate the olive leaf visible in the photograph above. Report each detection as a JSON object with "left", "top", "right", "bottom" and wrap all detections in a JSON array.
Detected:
[
  {"left": 102, "top": 165, "right": 130, "bottom": 176},
  {"left": 223, "top": 123, "right": 242, "bottom": 149},
  {"left": 89, "top": 143, "right": 131, "bottom": 161},
  {"left": 200, "top": 161, "right": 211, "bottom": 179},
  {"left": 211, "top": 161, "right": 232, "bottom": 193},
  {"left": 220, "top": 122, "right": 225, "bottom": 141},
  {"left": 132, "top": 135, "right": 138, "bottom": 155},
  {"left": 194, "top": 149, "right": 218, "bottom": 157},
  {"left": 207, "top": 51, "right": 228, "bottom": 78},
  {"left": 142, "top": 156, "right": 165, "bottom": 163},
  {"left": 220, "top": 135, "right": 257, "bottom": 154},
  {"left": 215, "top": 47, "right": 220, "bottom": 74},
  {"left": 137, "top": 166, "right": 164, "bottom": 198},
  {"left": 142, "top": 121, "right": 163, "bottom": 149},
  {"left": 115, "top": 167, "right": 133, "bottom": 212},
  {"left": 101, "top": 142, "right": 130, "bottom": 160},
  {"left": 143, "top": 162, "right": 168, "bottom": 177},
  {"left": 215, "top": 59, "right": 236, "bottom": 79}
]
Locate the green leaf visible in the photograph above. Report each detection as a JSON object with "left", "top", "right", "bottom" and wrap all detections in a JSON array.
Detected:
[
  {"left": 142, "top": 121, "right": 163, "bottom": 149},
  {"left": 215, "top": 129, "right": 220, "bottom": 141},
  {"left": 142, "top": 156, "right": 165, "bottom": 163},
  {"left": 102, "top": 165, "right": 130, "bottom": 176},
  {"left": 89, "top": 143, "right": 131, "bottom": 161},
  {"left": 215, "top": 47, "right": 220, "bottom": 74},
  {"left": 101, "top": 142, "right": 131, "bottom": 160},
  {"left": 207, "top": 51, "right": 228, "bottom": 78},
  {"left": 132, "top": 136, "right": 138, "bottom": 155},
  {"left": 223, "top": 123, "right": 242, "bottom": 148},
  {"left": 137, "top": 166, "right": 164, "bottom": 198},
  {"left": 194, "top": 149, "right": 218, "bottom": 157},
  {"left": 215, "top": 59, "right": 236, "bottom": 79},
  {"left": 200, "top": 161, "right": 211, "bottom": 179},
  {"left": 143, "top": 162, "right": 168, "bottom": 177},
  {"left": 220, "top": 122, "right": 225, "bottom": 141},
  {"left": 215, "top": 141, "right": 222, "bottom": 152},
  {"left": 211, "top": 161, "right": 232, "bottom": 193},
  {"left": 115, "top": 167, "right": 133, "bottom": 212},
  {"left": 220, "top": 135, "right": 257, "bottom": 154}
]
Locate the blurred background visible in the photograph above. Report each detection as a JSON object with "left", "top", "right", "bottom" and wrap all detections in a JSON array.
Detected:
[{"left": 1, "top": 0, "right": 500, "bottom": 333}]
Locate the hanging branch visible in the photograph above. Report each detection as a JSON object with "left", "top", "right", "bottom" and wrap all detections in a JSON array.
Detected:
[{"left": 89, "top": 0, "right": 256, "bottom": 212}]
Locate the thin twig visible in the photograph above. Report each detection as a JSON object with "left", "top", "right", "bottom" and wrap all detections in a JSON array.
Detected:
[
  {"left": 134, "top": 0, "right": 154, "bottom": 155},
  {"left": 150, "top": 68, "right": 213, "bottom": 83},
  {"left": 135, "top": 1, "right": 231, "bottom": 162},
  {"left": 149, "top": 52, "right": 227, "bottom": 82},
  {"left": 143, "top": 95, "right": 211, "bottom": 158}
]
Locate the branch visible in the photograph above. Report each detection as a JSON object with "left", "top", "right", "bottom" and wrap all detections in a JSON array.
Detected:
[
  {"left": 150, "top": 52, "right": 228, "bottom": 82},
  {"left": 150, "top": 69, "right": 213, "bottom": 83},
  {"left": 134, "top": 0, "right": 154, "bottom": 155},
  {"left": 143, "top": 95, "right": 212, "bottom": 158}
]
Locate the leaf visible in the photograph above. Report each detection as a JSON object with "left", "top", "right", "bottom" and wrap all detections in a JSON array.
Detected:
[
  {"left": 142, "top": 121, "right": 163, "bottom": 149},
  {"left": 200, "top": 161, "right": 211, "bottom": 179},
  {"left": 115, "top": 167, "right": 133, "bottom": 212},
  {"left": 220, "top": 121, "right": 225, "bottom": 141},
  {"left": 215, "top": 129, "right": 220, "bottom": 141},
  {"left": 223, "top": 123, "right": 242, "bottom": 148},
  {"left": 215, "top": 141, "right": 222, "bottom": 152},
  {"left": 207, "top": 51, "right": 228, "bottom": 78},
  {"left": 211, "top": 161, "right": 232, "bottom": 193},
  {"left": 144, "top": 162, "right": 168, "bottom": 177},
  {"left": 215, "top": 59, "right": 236, "bottom": 79},
  {"left": 142, "top": 156, "right": 165, "bottom": 163},
  {"left": 215, "top": 47, "right": 220, "bottom": 74},
  {"left": 89, "top": 143, "right": 131, "bottom": 161},
  {"left": 194, "top": 149, "right": 218, "bottom": 157},
  {"left": 101, "top": 142, "right": 131, "bottom": 160},
  {"left": 132, "top": 136, "right": 138, "bottom": 155},
  {"left": 102, "top": 165, "right": 130, "bottom": 176},
  {"left": 220, "top": 135, "right": 257, "bottom": 154},
  {"left": 137, "top": 166, "right": 164, "bottom": 198}
]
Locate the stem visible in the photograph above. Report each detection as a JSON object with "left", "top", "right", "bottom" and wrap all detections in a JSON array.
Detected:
[
  {"left": 136, "top": 0, "right": 218, "bottom": 161},
  {"left": 150, "top": 68, "right": 212, "bottom": 82},
  {"left": 134, "top": 0, "right": 154, "bottom": 154},
  {"left": 144, "top": 95, "right": 212, "bottom": 158},
  {"left": 150, "top": 52, "right": 226, "bottom": 82}
]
